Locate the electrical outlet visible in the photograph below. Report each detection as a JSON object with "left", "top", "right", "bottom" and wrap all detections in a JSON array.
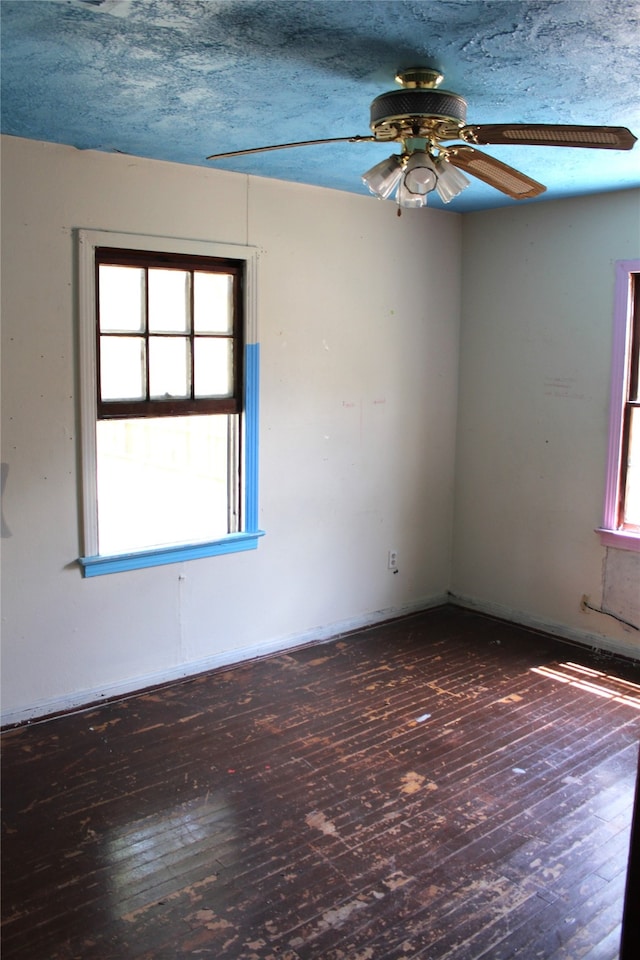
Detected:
[{"left": 388, "top": 550, "right": 398, "bottom": 570}]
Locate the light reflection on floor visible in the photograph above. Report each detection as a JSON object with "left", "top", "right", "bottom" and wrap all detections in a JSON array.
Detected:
[
  {"left": 531, "top": 660, "right": 640, "bottom": 710},
  {"left": 105, "top": 793, "right": 237, "bottom": 921}
]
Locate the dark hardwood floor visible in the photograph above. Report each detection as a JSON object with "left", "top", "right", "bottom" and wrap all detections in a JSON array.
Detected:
[{"left": 2, "top": 605, "right": 639, "bottom": 960}]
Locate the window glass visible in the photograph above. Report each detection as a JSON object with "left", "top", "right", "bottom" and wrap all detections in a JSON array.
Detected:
[
  {"left": 194, "top": 338, "right": 232, "bottom": 398},
  {"left": 96, "top": 415, "right": 230, "bottom": 554},
  {"left": 99, "top": 336, "right": 145, "bottom": 401},
  {"left": 149, "top": 336, "right": 190, "bottom": 399},
  {"left": 148, "top": 269, "right": 190, "bottom": 333},
  {"left": 194, "top": 272, "right": 233, "bottom": 333},
  {"left": 98, "top": 265, "right": 145, "bottom": 333}
]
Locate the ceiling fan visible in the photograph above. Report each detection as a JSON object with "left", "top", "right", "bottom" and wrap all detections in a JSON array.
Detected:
[{"left": 206, "top": 67, "right": 637, "bottom": 209}]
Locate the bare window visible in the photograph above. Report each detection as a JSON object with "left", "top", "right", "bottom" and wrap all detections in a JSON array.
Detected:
[
  {"left": 599, "top": 261, "right": 640, "bottom": 551},
  {"left": 619, "top": 272, "right": 640, "bottom": 530},
  {"left": 78, "top": 232, "right": 262, "bottom": 576}
]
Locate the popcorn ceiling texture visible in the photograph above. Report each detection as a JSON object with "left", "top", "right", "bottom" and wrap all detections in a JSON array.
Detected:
[{"left": 1, "top": 0, "right": 638, "bottom": 211}]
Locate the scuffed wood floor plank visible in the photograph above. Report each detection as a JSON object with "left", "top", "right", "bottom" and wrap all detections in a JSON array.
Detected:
[{"left": 2, "top": 606, "right": 639, "bottom": 959}]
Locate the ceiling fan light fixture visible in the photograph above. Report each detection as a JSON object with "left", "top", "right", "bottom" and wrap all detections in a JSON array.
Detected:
[
  {"left": 434, "top": 158, "right": 470, "bottom": 203},
  {"left": 361, "top": 154, "right": 403, "bottom": 199},
  {"left": 363, "top": 148, "right": 471, "bottom": 209},
  {"left": 207, "top": 67, "right": 637, "bottom": 208}
]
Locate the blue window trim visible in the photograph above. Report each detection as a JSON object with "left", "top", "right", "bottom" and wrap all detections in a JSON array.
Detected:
[
  {"left": 79, "top": 342, "right": 263, "bottom": 577},
  {"left": 79, "top": 531, "right": 265, "bottom": 577},
  {"left": 244, "top": 342, "right": 261, "bottom": 532}
]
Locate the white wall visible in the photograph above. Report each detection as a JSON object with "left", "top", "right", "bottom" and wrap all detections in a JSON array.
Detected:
[
  {"left": 0, "top": 136, "right": 462, "bottom": 723},
  {"left": 453, "top": 189, "right": 640, "bottom": 656}
]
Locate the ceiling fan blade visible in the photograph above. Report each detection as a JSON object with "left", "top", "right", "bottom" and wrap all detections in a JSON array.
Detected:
[
  {"left": 462, "top": 124, "right": 637, "bottom": 151},
  {"left": 206, "top": 135, "right": 375, "bottom": 161},
  {"left": 447, "top": 145, "right": 546, "bottom": 199}
]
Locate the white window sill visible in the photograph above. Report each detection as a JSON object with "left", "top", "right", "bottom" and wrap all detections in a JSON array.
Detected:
[
  {"left": 597, "top": 528, "right": 640, "bottom": 553},
  {"left": 79, "top": 530, "right": 265, "bottom": 577}
]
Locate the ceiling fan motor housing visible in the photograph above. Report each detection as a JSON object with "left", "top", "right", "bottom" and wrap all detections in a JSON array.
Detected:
[{"left": 370, "top": 88, "right": 467, "bottom": 137}]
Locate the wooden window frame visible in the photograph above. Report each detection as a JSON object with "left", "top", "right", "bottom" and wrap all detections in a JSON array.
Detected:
[
  {"left": 95, "top": 247, "right": 244, "bottom": 420},
  {"left": 598, "top": 260, "right": 640, "bottom": 552},
  {"left": 77, "top": 229, "right": 264, "bottom": 576},
  {"left": 617, "top": 274, "right": 640, "bottom": 531}
]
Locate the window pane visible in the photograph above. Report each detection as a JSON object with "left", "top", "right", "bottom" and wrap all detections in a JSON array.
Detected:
[
  {"left": 149, "top": 337, "right": 190, "bottom": 399},
  {"left": 96, "top": 415, "right": 231, "bottom": 553},
  {"left": 194, "top": 272, "right": 233, "bottom": 334},
  {"left": 623, "top": 407, "right": 640, "bottom": 527},
  {"left": 100, "top": 336, "right": 145, "bottom": 400},
  {"left": 99, "top": 265, "right": 144, "bottom": 332},
  {"left": 194, "top": 337, "right": 232, "bottom": 397},
  {"left": 148, "top": 269, "right": 190, "bottom": 333}
]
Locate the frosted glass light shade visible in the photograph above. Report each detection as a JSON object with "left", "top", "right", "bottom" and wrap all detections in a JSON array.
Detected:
[
  {"left": 402, "top": 151, "right": 438, "bottom": 195},
  {"left": 361, "top": 154, "right": 403, "bottom": 199},
  {"left": 396, "top": 177, "right": 428, "bottom": 208},
  {"left": 363, "top": 149, "right": 471, "bottom": 208},
  {"left": 435, "top": 159, "right": 470, "bottom": 203}
]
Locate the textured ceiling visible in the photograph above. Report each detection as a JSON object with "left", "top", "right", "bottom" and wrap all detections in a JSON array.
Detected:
[{"left": 1, "top": 0, "right": 639, "bottom": 212}]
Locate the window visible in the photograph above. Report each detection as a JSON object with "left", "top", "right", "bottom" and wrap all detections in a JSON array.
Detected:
[
  {"left": 599, "top": 259, "right": 640, "bottom": 552},
  {"left": 77, "top": 231, "right": 263, "bottom": 576}
]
